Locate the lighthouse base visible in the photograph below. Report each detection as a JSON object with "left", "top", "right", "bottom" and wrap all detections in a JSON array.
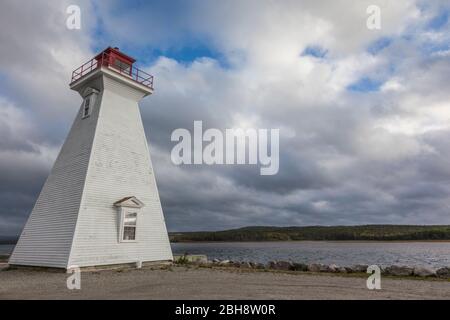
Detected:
[{"left": 8, "top": 260, "right": 173, "bottom": 273}]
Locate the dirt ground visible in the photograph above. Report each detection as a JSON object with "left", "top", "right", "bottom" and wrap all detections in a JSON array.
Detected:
[{"left": 0, "top": 265, "right": 449, "bottom": 299}]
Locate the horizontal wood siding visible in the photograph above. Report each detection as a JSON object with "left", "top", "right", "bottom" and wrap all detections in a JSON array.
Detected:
[
  {"left": 9, "top": 93, "right": 101, "bottom": 268},
  {"left": 68, "top": 77, "right": 172, "bottom": 267}
]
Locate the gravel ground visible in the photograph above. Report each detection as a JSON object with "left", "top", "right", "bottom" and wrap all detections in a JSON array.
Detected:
[{"left": 0, "top": 265, "right": 449, "bottom": 299}]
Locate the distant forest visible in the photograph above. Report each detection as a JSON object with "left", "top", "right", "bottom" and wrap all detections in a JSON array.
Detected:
[
  {"left": 3, "top": 225, "right": 450, "bottom": 244},
  {"left": 169, "top": 225, "right": 450, "bottom": 242}
]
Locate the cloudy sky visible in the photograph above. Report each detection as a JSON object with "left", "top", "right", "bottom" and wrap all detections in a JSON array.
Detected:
[{"left": 1, "top": 0, "right": 450, "bottom": 237}]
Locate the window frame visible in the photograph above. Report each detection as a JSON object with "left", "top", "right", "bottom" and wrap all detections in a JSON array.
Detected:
[
  {"left": 112, "top": 58, "right": 132, "bottom": 75},
  {"left": 119, "top": 208, "right": 138, "bottom": 243},
  {"left": 82, "top": 94, "right": 92, "bottom": 119}
]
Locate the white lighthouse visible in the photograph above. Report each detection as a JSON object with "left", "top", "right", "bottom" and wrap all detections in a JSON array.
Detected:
[{"left": 9, "top": 47, "right": 173, "bottom": 269}]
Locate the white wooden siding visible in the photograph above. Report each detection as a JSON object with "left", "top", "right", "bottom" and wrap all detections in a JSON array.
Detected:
[
  {"left": 68, "top": 75, "right": 172, "bottom": 267},
  {"left": 11, "top": 70, "right": 172, "bottom": 269},
  {"left": 9, "top": 92, "right": 102, "bottom": 268}
]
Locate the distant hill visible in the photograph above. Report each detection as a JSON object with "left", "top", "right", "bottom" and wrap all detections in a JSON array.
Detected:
[
  {"left": 169, "top": 225, "right": 450, "bottom": 242},
  {"left": 3, "top": 226, "right": 450, "bottom": 244}
]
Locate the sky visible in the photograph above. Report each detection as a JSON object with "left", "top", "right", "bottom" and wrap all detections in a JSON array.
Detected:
[{"left": 0, "top": 0, "right": 450, "bottom": 237}]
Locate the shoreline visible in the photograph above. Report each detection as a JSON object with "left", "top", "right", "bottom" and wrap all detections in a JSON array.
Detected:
[{"left": 174, "top": 256, "right": 450, "bottom": 279}]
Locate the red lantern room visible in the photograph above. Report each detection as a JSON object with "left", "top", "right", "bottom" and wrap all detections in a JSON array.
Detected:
[
  {"left": 70, "top": 47, "right": 153, "bottom": 89},
  {"left": 94, "top": 47, "right": 136, "bottom": 75}
]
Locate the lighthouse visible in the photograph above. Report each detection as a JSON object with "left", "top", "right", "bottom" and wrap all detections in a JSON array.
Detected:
[{"left": 9, "top": 47, "right": 173, "bottom": 269}]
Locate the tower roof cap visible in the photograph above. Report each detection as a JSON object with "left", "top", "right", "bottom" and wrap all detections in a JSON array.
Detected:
[{"left": 94, "top": 46, "right": 136, "bottom": 64}]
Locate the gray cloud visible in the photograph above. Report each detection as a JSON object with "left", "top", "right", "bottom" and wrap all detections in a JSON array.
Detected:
[{"left": 1, "top": 0, "right": 450, "bottom": 237}]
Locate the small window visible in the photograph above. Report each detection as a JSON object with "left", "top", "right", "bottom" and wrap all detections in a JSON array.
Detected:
[
  {"left": 113, "top": 58, "right": 131, "bottom": 75},
  {"left": 82, "top": 96, "right": 91, "bottom": 118},
  {"left": 121, "top": 211, "right": 137, "bottom": 241}
]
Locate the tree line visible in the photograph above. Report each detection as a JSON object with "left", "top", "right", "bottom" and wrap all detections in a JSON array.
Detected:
[{"left": 170, "top": 225, "right": 450, "bottom": 242}]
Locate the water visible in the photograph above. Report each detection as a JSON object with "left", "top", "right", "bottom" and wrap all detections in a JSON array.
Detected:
[
  {"left": 171, "top": 241, "right": 450, "bottom": 268},
  {"left": 0, "top": 245, "right": 14, "bottom": 255},
  {"left": 2, "top": 242, "right": 449, "bottom": 268}
]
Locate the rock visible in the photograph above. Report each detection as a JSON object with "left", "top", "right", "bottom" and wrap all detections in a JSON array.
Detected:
[
  {"left": 266, "top": 261, "right": 293, "bottom": 270},
  {"left": 212, "top": 258, "right": 220, "bottom": 263},
  {"left": 319, "top": 264, "right": 332, "bottom": 272},
  {"left": 328, "top": 264, "right": 347, "bottom": 273},
  {"left": 266, "top": 261, "right": 292, "bottom": 270},
  {"left": 351, "top": 264, "right": 369, "bottom": 273},
  {"left": 328, "top": 264, "right": 340, "bottom": 272},
  {"left": 219, "top": 259, "right": 230, "bottom": 265},
  {"left": 306, "top": 263, "right": 331, "bottom": 272},
  {"left": 255, "top": 263, "right": 265, "bottom": 269},
  {"left": 436, "top": 267, "right": 450, "bottom": 278},
  {"left": 382, "top": 266, "right": 392, "bottom": 275},
  {"left": 276, "top": 261, "right": 293, "bottom": 270},
  {"left": 385, "top": 265, "right": 413, "bottom": 276},
  {"left": 337, "top": 267, "right": 347, "bottom": 273},
  {"left": 344, "top": 266, "right": 355, "bottom": 273},
  {"left": 380, "top": 266, "right": 389, "bottom": 275},
  {"left": 291, "top": 263, "right": 308, "bottom": 272},
  {"left": 307, "top": 263, "right": 321, "bottom": 272},
  {"left": 413, "top": 266, "right": 436, "bottom": 277}
]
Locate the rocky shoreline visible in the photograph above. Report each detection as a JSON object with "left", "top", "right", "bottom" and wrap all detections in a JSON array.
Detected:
[
  {"left": 174, "top": 255, "right": 450, "bottom": 279},
  {"left": 2, "top": 253, "right": 449, "bottom": 279}
]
